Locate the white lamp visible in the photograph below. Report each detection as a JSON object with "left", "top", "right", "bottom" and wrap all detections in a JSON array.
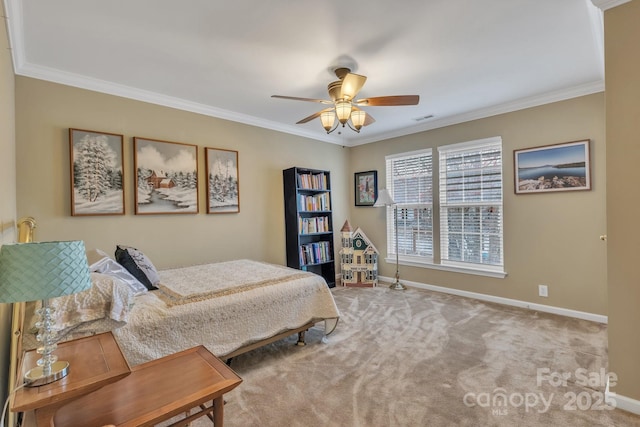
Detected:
[
  {"left": 0, "top": 241, "right": 92, "bottom": 386},
  {"left": 374, "top": 189, "right": 406, "bottom": 290}
]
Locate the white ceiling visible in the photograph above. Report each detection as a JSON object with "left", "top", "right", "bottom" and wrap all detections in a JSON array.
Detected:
[{"left": 3, "top": 0, "right": 607, "bottom": 146}]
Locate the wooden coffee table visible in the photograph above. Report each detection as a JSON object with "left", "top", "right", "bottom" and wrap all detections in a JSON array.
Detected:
[{"left": 52, "top": 345, "right": 242, "bottom": 427}]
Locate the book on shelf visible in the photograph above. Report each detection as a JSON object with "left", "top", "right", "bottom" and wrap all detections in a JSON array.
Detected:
[
  {"left": 296, "top": 172, "right": 328, "bottom": 190},
  {"left": 298, "top": 215, "right": 330, "bottom": 234},
  {"left": 298, "top": 241, "right": 332, "bottom": 266},
  {"left": 297, "top": 193, "right": 331, "bottom": 212}
]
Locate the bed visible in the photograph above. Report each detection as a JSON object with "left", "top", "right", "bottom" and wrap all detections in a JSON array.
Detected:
[
  {"left": 13, "top": 220, "right": 339, "bottom": 376},
  {"left": 108, "top": 257, "right": 340, "bottom": 365}
]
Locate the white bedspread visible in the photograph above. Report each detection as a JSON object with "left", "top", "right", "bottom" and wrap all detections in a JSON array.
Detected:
[{"left": 112, "top": 260, "right": 339, "bottom": 365}]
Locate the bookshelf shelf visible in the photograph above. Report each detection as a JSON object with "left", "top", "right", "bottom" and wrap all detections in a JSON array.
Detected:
[{"left": 283, "top": 167, "right": 336, "bottom": 288}]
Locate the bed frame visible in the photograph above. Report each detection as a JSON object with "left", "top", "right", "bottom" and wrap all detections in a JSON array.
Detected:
[{"left": 224, "top": 322, "right": 311, "bottom": 362}]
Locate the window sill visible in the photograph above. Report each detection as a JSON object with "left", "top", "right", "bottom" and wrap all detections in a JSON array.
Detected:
[{"left": 384, "top": 256, "right": 507, "bottom": 279}]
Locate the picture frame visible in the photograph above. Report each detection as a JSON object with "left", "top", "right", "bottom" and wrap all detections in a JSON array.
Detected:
[
  {"left": 514, "top": 139, "right": 591, "bottom": 194},
  {"left": 355, "top": 170, "right": 378, "bottom": 206},
  {"left": 133, "top": 137, "right": 199, "bottom": 214},
  {"left": 205, "top": 147, "right": 239, "bottom": 214},
  {"left": 69, "top": 128, "right": 125, "bottom": 216}
]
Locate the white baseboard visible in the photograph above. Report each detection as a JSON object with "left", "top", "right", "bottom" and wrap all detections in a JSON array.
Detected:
[
  {"left": 606, "top": 377, "right": 640, "bottom": 415},
  {"left": 378, "top": 275, "right": 608, "bottom": 324}
]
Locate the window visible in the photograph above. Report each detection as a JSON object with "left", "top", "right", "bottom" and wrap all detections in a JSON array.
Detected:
[
  {"left": 383, "top": 137, "right": 504, "bottom": 277},
  {"left": 385, "top": 149, "right": 433, "bottom": 262},
  {"left": 438, "top": 137, "right": 503, "bottom": 271}
]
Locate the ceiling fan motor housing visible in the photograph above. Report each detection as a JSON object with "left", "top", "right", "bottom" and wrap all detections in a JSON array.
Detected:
[{"left": 328, "top": 81, "right": 343, "bottom": 102}]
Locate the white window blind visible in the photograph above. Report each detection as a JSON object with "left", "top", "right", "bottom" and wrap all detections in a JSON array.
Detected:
[
  {"left": 438, "top": 137, "right": 503, "bottom": 269},
  {"left": 385, "top": 149, "right": 433, "bottom": 260}
]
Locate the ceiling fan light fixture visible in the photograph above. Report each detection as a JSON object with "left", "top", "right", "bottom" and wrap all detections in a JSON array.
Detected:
[
  {"left": 272, "top": 65, "right": 419, "bottom": 136},
  {"left": 335, "top": 100, "right": 352, "bottom": 125},
  {"left": 350, "top": 110, "right": 366, "bottom": 131},
  {"left": 320, "top": 110, "right": 336, "bottom": 133}
]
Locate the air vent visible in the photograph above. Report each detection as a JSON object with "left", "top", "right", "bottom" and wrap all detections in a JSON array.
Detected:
[{"left": 413, "top": 114, "right": 434, "bottom": 122}]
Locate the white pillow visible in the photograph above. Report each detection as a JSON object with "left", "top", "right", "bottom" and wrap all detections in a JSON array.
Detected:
[{"left": 88, "top": 249, "right": 148, "bottom": 296}]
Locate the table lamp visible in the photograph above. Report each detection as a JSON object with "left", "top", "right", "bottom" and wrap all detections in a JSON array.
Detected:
[
  {"left": 374, "top": 189, "right": 406, "bottom": 290},
  {"left": 0, "top": 240, "right": 92, "bottom": 386}
]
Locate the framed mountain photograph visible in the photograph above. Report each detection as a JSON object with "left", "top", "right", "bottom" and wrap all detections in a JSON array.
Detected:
[{"left": 514, "top": 140, "right": 591, "bottom": 194}]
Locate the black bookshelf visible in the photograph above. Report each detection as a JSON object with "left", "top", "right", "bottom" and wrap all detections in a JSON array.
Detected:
[{"left": 283, "top": 167, "right": 336, "bottom": 288}]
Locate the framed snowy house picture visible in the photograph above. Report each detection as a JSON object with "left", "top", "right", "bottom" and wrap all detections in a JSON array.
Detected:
[
  {"left": 133, "top": 137, "right": 199, "bottom": 214},
  {"left": 205, "top": 147, "right": 239, "bottom": 214},
  {"left": 69, "top": 128, "right": 125, "bottom": 216}
]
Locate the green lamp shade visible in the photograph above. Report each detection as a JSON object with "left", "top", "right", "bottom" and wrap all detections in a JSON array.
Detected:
[{"left": 0, "top": 240, "right": 92, "bottom": 303}]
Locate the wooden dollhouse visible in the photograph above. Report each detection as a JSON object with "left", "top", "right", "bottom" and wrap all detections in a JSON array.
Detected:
[{"left": 339, "top": 220, "right": 379, "bottom": 287}]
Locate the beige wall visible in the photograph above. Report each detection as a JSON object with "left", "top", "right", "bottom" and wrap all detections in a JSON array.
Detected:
[
  {"left": 15, "top": 77, "right": 349, "bottom": 269},
  {"left": 348, "top": 94, "right": 607, "bottom": 315},
  {"left": 605, "top": 0, "right": 640, "bottom": 402},
  {"left": 0, "top": 0, "right": 17, "bottom": 407}
]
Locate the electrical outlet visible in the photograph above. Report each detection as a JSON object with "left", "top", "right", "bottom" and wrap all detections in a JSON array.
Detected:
[{"left": 538, "top": 284, "right": 548, "bottom": 297}]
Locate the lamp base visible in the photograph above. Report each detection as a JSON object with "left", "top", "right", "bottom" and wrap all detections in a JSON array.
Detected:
[
  {"left": 24, "top": 360, "right": 70, "bottom": 387},
  {"left": 389, "top": 281, "right": 406, "bottom": 291}
]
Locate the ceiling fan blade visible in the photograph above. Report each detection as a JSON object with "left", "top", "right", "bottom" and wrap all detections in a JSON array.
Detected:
[
  {"left": 272, "top": 95, "right": 333, "bottom": 105},
  {"left": 295, "top": 108, "right": 334, "bottom": 124},
  {"left": 339, "top": 73, "right": 367, "bottom": 100},
  {"left": 355, "top": 95, "right": 420, "bottom": 106},
  {"left": 363, "top": 113, "right": 376, "bottom": 126}
]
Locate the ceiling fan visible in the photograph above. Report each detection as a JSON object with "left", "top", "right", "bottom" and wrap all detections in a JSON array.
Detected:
[{"left": 272, "top": 67, "right": 420, "bottom": 134}]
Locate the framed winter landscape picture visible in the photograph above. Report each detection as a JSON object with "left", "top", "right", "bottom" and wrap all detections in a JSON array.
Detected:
[
  {"left": 514, "top": 139, "right": 591, "bottom": 194},
  {"left": 69, "top": 128, "right": 124, "bottom": 216},
  {"left": 205, "top": 147, "right": 239, "bottom": 214},
  {"left": 133, "top": 137, "right": 199, "bottom": 214}
]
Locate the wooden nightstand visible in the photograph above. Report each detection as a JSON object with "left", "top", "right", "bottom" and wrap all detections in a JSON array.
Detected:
[{"left": 11, "top": 331, "right": 131, "bottom": 427}]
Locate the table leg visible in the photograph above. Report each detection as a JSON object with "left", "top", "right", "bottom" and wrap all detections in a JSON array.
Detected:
[
  {"left": 213, "top": 397, "right": 224, "bottom": 427},
  {"left": 35, "top": 404, "right": 59, "bottom": 427}
]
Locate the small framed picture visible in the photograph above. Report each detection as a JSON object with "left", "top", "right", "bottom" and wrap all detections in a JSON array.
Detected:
[
  {"left": 514, "top": 139, "right": 591, "bottom": 194},
  {"left": 133, "top": 137, "right": 199, "bottom": 214},
  {"left": 205, "top": 147, "right": 239, "bottom": 214},
  {"left": 69, "top": 128, "right": 125, "bottom": 216},
  {"left": 355, "top": 170, "right": 378, "bottom": 206}
]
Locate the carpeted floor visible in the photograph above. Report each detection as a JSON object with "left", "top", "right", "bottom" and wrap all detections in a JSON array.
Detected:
[{"left": 186, "top": 286, "right": 640, "bottom": 427}]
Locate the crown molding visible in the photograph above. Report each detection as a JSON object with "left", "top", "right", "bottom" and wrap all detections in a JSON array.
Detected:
[
  {"left": 3, "top": 0, "right": 25, "bottom": 73},
  {"left": 15, "top": 61, "right": 346, "bottom": 145},
  {"left": 591, "top": 0, "right": 632, "bottom": 11},
  {"left": 346, "top": 80, "right": 605, "bottom": 147},
  {"left": 12, "top": 60, "right": 606, "bottom": 149}
]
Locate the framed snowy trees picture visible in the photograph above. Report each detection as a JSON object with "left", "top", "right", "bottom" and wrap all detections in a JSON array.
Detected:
[
  {"left": 69, "top": 128, "right": 125, "bottom": 216},
  {"left": 133, "top": 137, "right": 199, "bottom": 214},
  {"left": 205, "top": 147, "right": 239, "bottom": 214}
]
